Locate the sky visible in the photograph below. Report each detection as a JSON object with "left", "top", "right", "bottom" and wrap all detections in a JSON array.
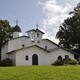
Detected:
[{"left": 0, "top": 0, "right": 80, "bottom": 43}]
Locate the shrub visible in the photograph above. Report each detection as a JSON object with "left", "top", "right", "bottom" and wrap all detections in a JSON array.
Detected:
[
  {"left": 69, "top": 59, "right": 78, "bottom": 65},
  {"left": 78, "top": 61, "right": 80, "bottom": 65},
  {"left": 63, "top": 59, "right": 71, "bottom": 64},
  {"left": 52, "top": 60, "right": 64, "bottom": 66},
  {"left": 0, "top": 58, "right": 13, "bottom": 66}
]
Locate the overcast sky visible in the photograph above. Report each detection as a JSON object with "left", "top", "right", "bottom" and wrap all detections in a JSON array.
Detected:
[{"left": 0, "top": 0, "right": 80, "bottom": 43}]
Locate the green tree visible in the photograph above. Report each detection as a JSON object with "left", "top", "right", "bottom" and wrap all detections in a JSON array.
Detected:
[
  {"left": 56, "top": 3, "right": 80, "bottom": 58},
  {"left": 69, "top": 3, "right": 80, "bottom": 16},
  {"left": 0, "top": 20, "right": 13, "bottom": 59}
]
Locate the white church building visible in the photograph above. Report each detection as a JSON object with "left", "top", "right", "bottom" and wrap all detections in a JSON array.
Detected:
[{"left": 1, "top": 25, "right": 75, "bottom": 66}]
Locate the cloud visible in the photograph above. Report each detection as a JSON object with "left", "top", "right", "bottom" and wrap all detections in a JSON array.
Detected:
[
  {"left": 39, "top": 0, "right": 72, "bottom": 43},
  {"left": 40, "top": 0, "right": 71, "bottom": 28},
  {"left": 42, "top": 33, "right": 59, "bottom": 44},
  {"left": 41, "top": 28, "right": 59, "bottom": 44}
]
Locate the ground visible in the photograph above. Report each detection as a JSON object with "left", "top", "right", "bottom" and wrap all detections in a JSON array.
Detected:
[{"left": 0, "top": 65, "right": 80, "bottom": 80}]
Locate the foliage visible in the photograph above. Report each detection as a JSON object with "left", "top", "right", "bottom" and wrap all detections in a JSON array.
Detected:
[
  {"left": 52, "top": 56, "right": 77, "bottom": 65},
  {"left": 69, "top": 59, "right": 78, "bottom": 65},
  {"left": 0, "top": 58, "right": 13, "bottom": 66},
  {"left": 52, "top": 60, "right": 64, "bottom": 66},
  {"left": 56, "top": 3, "right": 80, "bottom": 56},
  {"left": 69, "top": 3, "right": 80, "bottom": 16},
  {"left": 78, "top": 61, "right": 80, "bottom": 64},
  {"left": 0, "top": 20, "right": 13, "bottom": 60},
  {"left": 63, "top": 55, "right": 71, "bottom": 64},
  {"left": 63, "top": 59, "right": 70, "bottom": 64},
  {"left": 0, "top": 20, "right": 13, "bottom": 47}
]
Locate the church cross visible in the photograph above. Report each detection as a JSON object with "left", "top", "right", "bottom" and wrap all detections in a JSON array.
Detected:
[{"left": 16, "top": 20, "right": 18, "bottom": 25}]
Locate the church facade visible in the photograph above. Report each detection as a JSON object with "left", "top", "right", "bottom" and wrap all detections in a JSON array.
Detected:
[{"left": 1, "top": 25, "right": 75, "bottom": 66}]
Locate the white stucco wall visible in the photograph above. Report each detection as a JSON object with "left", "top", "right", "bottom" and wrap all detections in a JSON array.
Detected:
[
  {"left": 1, "top": 43, "right": 9, "bottom": 60},
  {"left": 1, "top": 53, "right": 9, "bottom": 60},
  {"left": 44, "top": 48, "right": 74, "bottom": 65},
  {"left": 5, "top": 36, "right": 58, "bottom": 53},
  {"left": 1, "top": 43, "right": 8, "bottom": 54},
  {"left": 8, "top": 53, "right": 16, "bottom": 65},
  {"left": 15, "top": 46, "right": 45, "bottom": 66},
  {"left": 14, "top": 46, "right": 74, "bottom": 66},
  {"left": 8, "top": 37, "right": 26, "bottom": 52},
  {"left": 42, "top": 40, "right": 58, "bottom": 50},
  {"left": 13, "top": 32, "right": 20, "bottom": 38}
]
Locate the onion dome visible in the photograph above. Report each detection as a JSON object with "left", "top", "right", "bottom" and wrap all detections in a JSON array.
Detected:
[{"left": 12, "top": 25, "right": 21, "bottom": 32}]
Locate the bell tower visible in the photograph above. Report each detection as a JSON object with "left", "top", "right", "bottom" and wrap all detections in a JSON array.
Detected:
[{"left": 27, "top": 26, "right": 44, "bottom": 43}]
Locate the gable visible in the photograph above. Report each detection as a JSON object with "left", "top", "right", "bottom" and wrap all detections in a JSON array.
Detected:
[
  {"left": 17, "top": 46, "right": 48, "bottom": 54},
  {"left": 7, "top": 45, "right": 49, "bottom": 54},
  {"left": 42, "top": 39, "right": 58, "bottom": 50}
]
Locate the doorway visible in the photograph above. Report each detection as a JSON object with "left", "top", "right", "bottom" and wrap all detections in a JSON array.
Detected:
[{"left": 32, "top": 54, "right": 38, "bottom": 65}]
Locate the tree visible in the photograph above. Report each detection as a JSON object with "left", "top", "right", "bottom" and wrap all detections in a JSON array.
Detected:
[
  {"left": 0, "top": 20, "right": 13, "bottom": 59},
  {"left": 69, "top": 3, "right": 80, "bottom": 16},
  {"left": 56, "top": 3, "right": 80, "bottom": 58}
]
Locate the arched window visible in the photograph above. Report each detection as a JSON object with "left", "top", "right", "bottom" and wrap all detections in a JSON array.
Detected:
[
  {"left": 32, "top": 54, "right": 38, "bottom": 65},
  {"left": 57, "top": 56, "right": 62, "bottom": 60},
  {"left": 65, "top": 55, "right": 69, "bottom": 60}
]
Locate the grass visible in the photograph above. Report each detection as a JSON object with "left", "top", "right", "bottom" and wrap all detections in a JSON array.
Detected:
[{"left": 0, "top": 65, "right": 80, "bottom": 80}]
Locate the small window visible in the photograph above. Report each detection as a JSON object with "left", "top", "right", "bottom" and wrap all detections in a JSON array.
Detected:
[
  {"left": 65, "top": 55, "right": 69, "bottom": 60},
  {"left": 58, "top": 56, "right": 62, "bottom": 60},
  {"left": 22, "top": 44, "right": 24, "bottom": 48},
  {"left": 37, "top": 41, "right": 40, "bottom": 43},
  {"left": 26, "top": 56, "right": 28, "bottom": 60}
]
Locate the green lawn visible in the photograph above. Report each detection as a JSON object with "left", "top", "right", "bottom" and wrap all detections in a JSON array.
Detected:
[{"left": 0, "top": 65, "right": 80, "bottom": 80}]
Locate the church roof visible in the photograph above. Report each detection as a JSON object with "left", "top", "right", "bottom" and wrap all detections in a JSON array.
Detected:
[
  {"left": 43, "top": 39, "right": 78, "bottom": 55},
  {"left": 27, "top": 29, "right": 35, "bottom": 32},
  {"left": 43, "top": 39, "right": 59, "bottom": 47},
  {"left": 7, "top": 45, "right": 50, "bottom": 54},
  {"left": 36, "top": 29, "right": 45, "bottom": 34},
  {"left": 48, "top": 46, "right": 78, "bottom": 55},
  {"left": 11, "top": 35, "right": 29, "bottom": 39},
  {"left": 6, "top": 44, "right": 78, "bottom": 55},
  {"left": 26, "top": 29, "right": 44, "bottom": 34}
]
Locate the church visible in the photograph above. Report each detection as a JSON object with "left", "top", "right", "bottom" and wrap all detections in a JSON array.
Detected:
[{"left": 1, "top": 25, "right": 75, "bottom": 66}]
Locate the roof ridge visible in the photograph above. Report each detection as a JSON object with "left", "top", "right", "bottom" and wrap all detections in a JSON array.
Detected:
[{"left": 7, "top": 44, "right": 49, "bottom": 54}]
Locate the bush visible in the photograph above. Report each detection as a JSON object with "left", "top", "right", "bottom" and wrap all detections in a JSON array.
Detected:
[
  {"left": 78, "top": 61, "right": 80, "bottom": 64},
  {"left": 52, "top": 60, "right": 64, "bottom": 66},
  {"left": 69, "top": 59, "right": 78, "bottom": 65},
  {"left": 0, "top": 58, "right": 13, "bottom": 66},
  {"left": 63, "top": 59, "right": 71, "bottom": 64}
]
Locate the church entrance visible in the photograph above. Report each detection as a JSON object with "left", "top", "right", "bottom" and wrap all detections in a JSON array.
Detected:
[{"left": 32, "top": 54, "right": 38, "bottom": 65}]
